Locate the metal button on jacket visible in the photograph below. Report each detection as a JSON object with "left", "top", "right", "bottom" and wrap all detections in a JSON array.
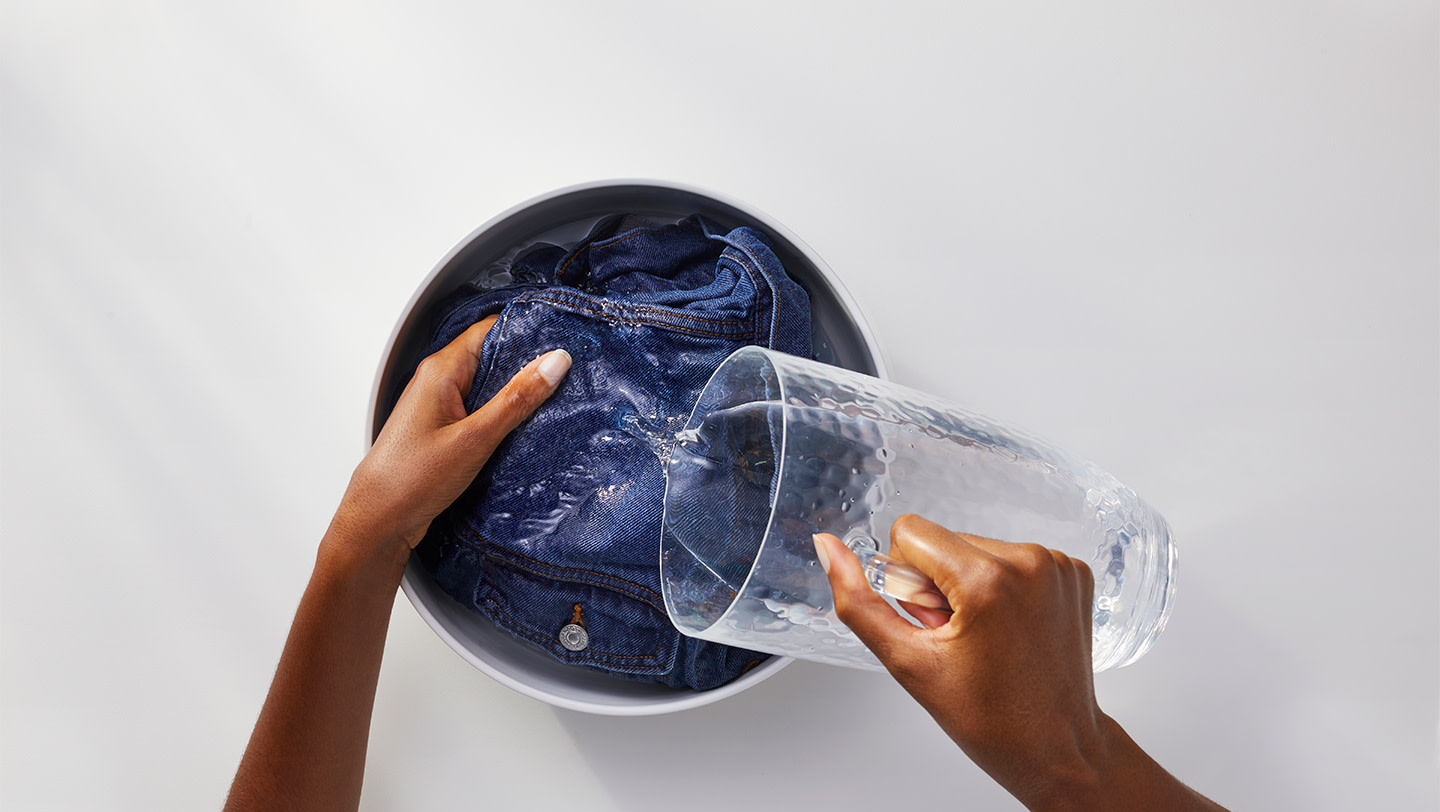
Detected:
[{"left": 559, "top": 624, "right": 589, "bottom": 652}]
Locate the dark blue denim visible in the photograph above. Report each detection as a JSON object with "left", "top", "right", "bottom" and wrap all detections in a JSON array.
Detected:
[{"left": 414, "top": 215, "right": 812, "bottom": 690}]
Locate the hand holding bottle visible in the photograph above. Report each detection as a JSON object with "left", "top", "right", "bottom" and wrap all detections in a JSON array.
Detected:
[{"left": 814, "top": 515, "right": 1226, "bottom": 812}]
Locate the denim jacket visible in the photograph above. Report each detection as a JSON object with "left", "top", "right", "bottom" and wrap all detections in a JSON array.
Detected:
[{"left": 414, "top": 215, "right": 812, "bottom": 690}]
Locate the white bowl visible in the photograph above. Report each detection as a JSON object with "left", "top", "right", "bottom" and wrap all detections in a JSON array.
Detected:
[{"left": 369, "top": 180, "right": 887, "bottom": 715}]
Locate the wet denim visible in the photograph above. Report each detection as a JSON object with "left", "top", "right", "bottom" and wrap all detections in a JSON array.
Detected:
[{"left": 413, "top": 215, "right": 812, "bottom": 690}]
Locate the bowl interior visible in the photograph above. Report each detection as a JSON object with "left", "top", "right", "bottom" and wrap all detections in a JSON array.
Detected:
[{"left": 373, "top": 181, "right": 884, "bottom": 714}]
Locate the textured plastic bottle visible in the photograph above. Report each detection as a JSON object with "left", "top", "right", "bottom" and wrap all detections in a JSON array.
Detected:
[{"left": 662, "top": 347, "right": 1178, "bottom": 672}]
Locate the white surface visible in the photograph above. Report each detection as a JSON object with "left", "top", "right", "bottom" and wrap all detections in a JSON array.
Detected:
[{"left": 1, "top": 2, "right": 1435, "bottom": 810}]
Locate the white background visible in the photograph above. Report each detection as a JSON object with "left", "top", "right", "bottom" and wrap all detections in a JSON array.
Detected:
[{"left": 2, "top": 2, "right": 1436, "bottom": 809}]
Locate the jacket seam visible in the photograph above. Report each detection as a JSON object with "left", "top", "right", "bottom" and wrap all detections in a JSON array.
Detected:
[{"left": 514, "top": 290, "right": 755, "bottom": 332}]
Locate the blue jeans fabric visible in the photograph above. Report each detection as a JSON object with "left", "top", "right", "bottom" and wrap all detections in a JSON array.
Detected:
[{"left": 414, "top": 215, "right": 812, "bottom": 690}]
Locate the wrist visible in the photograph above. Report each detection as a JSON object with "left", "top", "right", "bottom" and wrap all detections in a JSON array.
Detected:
[
  {"left": 1042, "top": 716, "right": 1117, "bottom": 812},
  {"left": 317, "top": 505, "right": 413, "bottom": 590},
  {"left": 1005, "top": 712, "right": 1120, "bottom": 812}
]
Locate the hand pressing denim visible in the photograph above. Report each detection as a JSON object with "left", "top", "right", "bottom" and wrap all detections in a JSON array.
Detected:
[
  {"left": 330, "top": 315, "right": 573, "bottom": 565},
  {"left": 814, "top": 516, "right": 1226, "bottom": 812},
  {"left": 225, "top": 318, "right": 570, "bottom": 812}
]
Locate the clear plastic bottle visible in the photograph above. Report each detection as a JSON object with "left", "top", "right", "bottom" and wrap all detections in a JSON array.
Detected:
[{"left": 662, "top": 347, "right": 1178, "bottom": 672}]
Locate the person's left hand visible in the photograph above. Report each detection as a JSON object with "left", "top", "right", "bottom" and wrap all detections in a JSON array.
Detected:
[{"left": 330, "top": 315, "right": 571, "bottom": 563}]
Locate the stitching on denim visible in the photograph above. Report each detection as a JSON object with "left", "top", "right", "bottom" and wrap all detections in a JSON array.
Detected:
[
  {"left": 490, "top": 551, "right": 665, "bottom": 613},
  {"left": 589, "top": 227, "right": 654, "bottom": 252},
  {"left": 456, "top": 524, "right": 659, "bottom": 600},
  {"left": 561, "top": 292, "right": 751, "bottom": 329},
  {"left": 529, "top": 226, "right": 789, "bottom": 346},
  {"left": 516, "top": 289, "right": 753, "bottom": 330},
  {"left": 514, "top": 294, "right": 754, "bottom": 340},
  {"left": 503, "top": 228, "right": 786, "bottom": 345},
  {"left": 488, "top": 601, "right": 663, "bottom": 663},
  {"left": 479, "top": 588, "right": 667, "bottom": 664},
  {"left": 722, "top": 240, "right": 775, "bottom": 347},
  {"left": 692, "top": 219, "right": 771, "bottom": 347},
  {"left": 455, "top": 523, "right": 665, "bottom": 608},
  {"left": 713, "top": 241, "right": 767, "bottom": 346},
  {"left": 746, "top": 238, "right": 785, "bottom": 348},
  {"left": 554, "top": 228, "right": 652, "bottom": 279}
]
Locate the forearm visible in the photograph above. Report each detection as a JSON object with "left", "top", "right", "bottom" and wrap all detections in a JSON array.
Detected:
[
  {"left": 222, "top": 319, "right": 566, "bottom": 810},
  {"left": 224, "top": 524, "right": 409, "bottom": 812}
]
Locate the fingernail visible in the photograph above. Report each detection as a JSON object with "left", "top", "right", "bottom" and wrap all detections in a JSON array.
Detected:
[
  {"left": 537, "top": 349, "right": 572, "bottom": 386},
  {"left": 812, "top": 534, "right": 831, "bottom": 574}
]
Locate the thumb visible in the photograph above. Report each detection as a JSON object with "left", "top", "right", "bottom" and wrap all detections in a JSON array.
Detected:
[
  {"left": 814, "top": 533, "right": 920, "bottom": 663},
  {"left": 459, "top": 348, "right": 572, "bottom": 457}
]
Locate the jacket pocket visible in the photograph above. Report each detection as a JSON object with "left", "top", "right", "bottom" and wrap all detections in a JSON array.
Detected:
[{"left": 474, "top": 549, "right": 679, "bottom": 678}]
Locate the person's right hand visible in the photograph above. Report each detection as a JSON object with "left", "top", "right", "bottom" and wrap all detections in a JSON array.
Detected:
[
  {"left": 815, "top": 516, "right": 1110, "bottom": 808},
  {"left": 814, "top": 515, "right": 1225, "bottom": 812}
]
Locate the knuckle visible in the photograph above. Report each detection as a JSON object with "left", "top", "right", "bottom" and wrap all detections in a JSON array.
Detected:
[
  {"left": 965, "top": 556, "right": 1012, "bottom": 606},
  {"left": 891, "top": 513, "right": 948, "bottom": 542},
  {"left": 496, "top": 386, "right": 526, "bottom": 415},
  {"left": 1010, "top": 542, "right": 1053, "bottom": 575},
  {"left": 495, "top": 389, "right": 537, "bottom": 426},
  {"left": 890, "top": 513, "right": 947, "bottom": 559},
  {"left": 891, "top": 513, "right": 926, "bottom": 539},
  {"left": 495, "top": 376, "right": 548, "bottom": 418},
  {"left": 413, "top": 354, "right": 443, "bottom": 380},
  {"left": 514, "top": 377, "right": 551, "bottom": 413}
]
